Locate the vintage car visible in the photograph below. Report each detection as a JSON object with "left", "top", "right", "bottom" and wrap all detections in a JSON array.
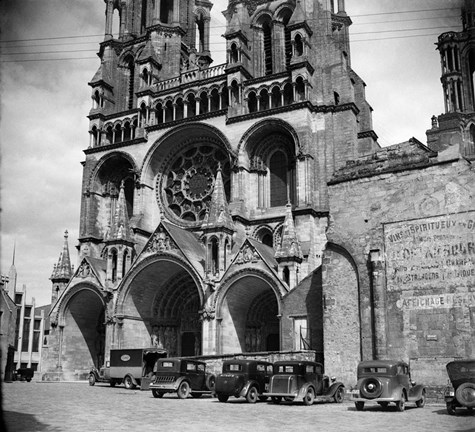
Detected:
[
  {"left": 263, "top": 360, "right": 345, "bottom": 406},
  {"left": 214, "top": 359, "right": 273, "bottom": 403},
  {"left": 15, "top": 368, "right": 34, "bottom": 382},
  {"left": 88, "top": 348, "right": 167, "bottom": 390},
  {"left": 444, "top": 359, "right": 475, "bottom": 415},
  {"left": 351, "top": 360, "right": 426, "bottom": 411},
  {"left": 149, "top": 358, "right": 215, "bottom": 399}
]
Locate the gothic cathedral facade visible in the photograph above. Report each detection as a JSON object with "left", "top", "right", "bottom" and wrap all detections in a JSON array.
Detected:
[{"left": 42, "top": 0, "right": 475, "bottom": 386}]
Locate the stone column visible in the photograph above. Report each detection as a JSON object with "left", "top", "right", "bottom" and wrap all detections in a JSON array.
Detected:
[
  {"left": 105, "top": 0, "right": 114, "bottom": 40},
  {"left": 370, "top": 249, "right": 387, "bottom": 359}
]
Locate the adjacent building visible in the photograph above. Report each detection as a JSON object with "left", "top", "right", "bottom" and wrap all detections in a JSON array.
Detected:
[{"left": 42, "top": 0, "right": 474, "bottom": 386}]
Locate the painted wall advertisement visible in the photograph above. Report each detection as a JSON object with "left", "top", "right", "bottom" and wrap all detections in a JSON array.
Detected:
[{"left": 384, "top": 211, "right": 475, "bottom": 309}]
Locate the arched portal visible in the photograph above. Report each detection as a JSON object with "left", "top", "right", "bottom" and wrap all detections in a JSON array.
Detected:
[
  {"left": 218, "top": 275, "right": 280, "bottom": 354},
  {"left": 119, "top": 258, "right": 203, "bottom": 357},
  {"left": 61, "top": 289, "right": 105, "bottom": 371}
]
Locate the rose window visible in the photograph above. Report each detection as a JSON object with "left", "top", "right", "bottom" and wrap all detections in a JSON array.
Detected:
[{"left": 161, "top": 144, "right": 230, "bottom": 224}]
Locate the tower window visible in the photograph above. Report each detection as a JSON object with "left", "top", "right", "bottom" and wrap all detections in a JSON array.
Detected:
[
  {"left": 295, "top": 34, "right": 304, "bottom": 57},
  {"left": 263, "top": 21, "right": 273, "bottom": 75},
  {"left": 269, "top": 151, "right": 288, "bottom": 207},
  {"left": 230, "top": 43, "right": 239, "bottom": 63}
]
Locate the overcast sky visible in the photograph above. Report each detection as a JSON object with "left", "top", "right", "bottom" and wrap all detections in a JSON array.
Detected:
[{"left": 0, "top": 0, "right": 462, "bottom": 306}]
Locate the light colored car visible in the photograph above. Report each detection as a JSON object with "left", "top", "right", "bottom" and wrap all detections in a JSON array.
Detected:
[{"left": 351, "top": 360, "right": 426, "bottom": 412}]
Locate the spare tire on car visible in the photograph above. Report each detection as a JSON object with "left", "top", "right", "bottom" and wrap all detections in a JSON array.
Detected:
[
  {"left": 455, "top": 382, "right": 475, "bottom": 407},
  {"left": 360, "top": 377, "right": 383, "bottom": 399}
]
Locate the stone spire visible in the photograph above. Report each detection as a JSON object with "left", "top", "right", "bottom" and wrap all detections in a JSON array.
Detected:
[
  {"left": 107, "top": 180, "right": 132, "bottom": 241},
  {"left": 202, "top": 165, "right": 234, "bottom": 232},
  {"left": 6, "top": 242, "right": 17, "bottom": 293},
  {"left": 275, "top": 203, "right": 303, "bottom": 262},
  {"left": 51, "top": 230, "right": 73, "bottom": 281}
]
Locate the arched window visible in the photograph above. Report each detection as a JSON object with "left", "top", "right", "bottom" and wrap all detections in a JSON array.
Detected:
[
  {"left": 113, "top": 123, "right": 122, "bottom": 143},
  {"left": 263, "top": 20, "right": 273, "bottom": 75},
  {"left": 155, "top": 103, "right": 163, "bottom": 124},
  {"left": 122, "top": 249, "right": 128, "bottom": 278},
  {"left": 124, "top": 177, "right": 135, "bottom": 218},
  {"left": 210, "top": 238, "right": 219, "bottom": 275},
  {"left": 160, "top": 0, "right": 172, "bottom": 24},
  {"left": 248, "top": 91, "right": 257, "bottom": 113},
  {"left": 105, "top": 125, "right": 113, "bottom": 145},
  {"left": 283, "top": 266, "right": 290, "bottom": 285},
  {"left": 92, "top": 126, "right": 101, "bottom": 147},
  {"left": 271, "top": 86, "right": 281, "bottom": 108},
  {"left": 123, "top": 122, "right": 132, "bottom": 141},
  {"left": 269, "top": 151, "right": 288, "bottom": 207},
  {"left": 199, "top": 91, "right": 209, "bottom": 114},
  {"left": 295, "top": 76, "right": 305, "bottom": 101},
  {"left": 196, "top": 13, "right": 205, "bottom": 52},
  {"left": 221, "top": 87, "right": 229, "bottom": 108},
  {"left": 295, "top": 34, "right": 303, "bottom": 57},
  {"left": 231, "top": 81, "right": 240, "bottom": 106},
  {"left": 111, "top": 249, "right": 118, "bottom": 282},
  {"left": 93, "top": 90, "right": 101, "bottom": 109},
  {"left": 175, "top": 98, "right": 184, "bottom": 120},
  {"left": 142, "top": 68, "right": 150, "bottom": 87},
  {"left": 124, "top": 56, "right": 135, "bottom": 110},
  {"left": 283, "top": 83, "right": 293, "bottom": 105},
  {"left": 165, "top": 100, "right": 173, "bottom": 122},
  {"left": 262, "top": 233, "right": 273, "bottom": 247},
  {"left": 260, "top": 89, "right": 269, "bottom": 110},
  {"left": 187, "top": 94, "right": 196, "bottom": 117},
  {"left": 140, "top": 103, "right": 148, "bottom": 127},
  {"left": 210, "top": 89, "right": 220, "bottom": 111},
  {"left": 230, "top": 43, "right": 239, "bottom": 63}
]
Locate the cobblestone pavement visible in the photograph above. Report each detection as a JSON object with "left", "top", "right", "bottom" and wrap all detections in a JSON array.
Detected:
[{"left": 3, "top": 381, "right": 475, "bottom": 432}]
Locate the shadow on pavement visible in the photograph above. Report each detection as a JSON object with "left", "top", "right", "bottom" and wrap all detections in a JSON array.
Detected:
[{"left": 3, "top": 410, "right": 60, "bottom": 432}]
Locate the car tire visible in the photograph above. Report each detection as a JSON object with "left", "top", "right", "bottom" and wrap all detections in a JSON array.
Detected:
[
  {"left": 246, "top": 386, "right": 258, "bottom": 404},
  {"left": 206, "top": 374, "right": 216, "bottom": 392},
  {"left": 446, "top": 401, "right": 457, "bottom": 415},
  {"left": 88, "top": 374, "right": 96, "bottom": 386},
  {"left": 303, "top": 387, "right": 315, "bottom": 406},
  {"left": 152, "top": 389, "right": 164, "bottom": 398},
  {"left": 455, "top": 382, "right": 475, "bottom": 407},
  {"left": 124, "top": 375, "right": 135, "bottom": 390},
  {"left": 395, "top": 393, "right": 405, "bottom": 412},
  {"left": 217, "top": 393, "right": 229, "bottom": 403},
  {"left": 177, "top": 381, "right": 190, "bottom": 399},
  {"left": 355, "top": 401, "right": 364, "bottom": 411},
  {"left": 334, "top": 386, "right": 344, "bottom": 403},
  {"left": 360, "top": 377, "right": 383, "bottom": 399},
  {"left": 272, "top": 396, "right": 282, "bottom": 404},
  {"left": 416, "top": 389, "right": 426, "bottom": 408}
]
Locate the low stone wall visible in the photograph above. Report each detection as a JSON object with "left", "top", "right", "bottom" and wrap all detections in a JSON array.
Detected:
[{"left": 191, "top": 350, "right": 318, "bottom": 376}]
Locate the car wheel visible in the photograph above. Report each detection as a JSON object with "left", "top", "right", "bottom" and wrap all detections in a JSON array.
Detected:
[
  {"left": 246, "top": 386, "right": 258, "bottom": 404},
  {"left": 360, "top": 377, "right": 383, "bottom": 399},
  {"left": 177, "top": 381, "right": 190, "bottom": 399},
  {"left": 152, "top": 389, "right": 164, "bottom": 398},
  {"left": 303, "top": 387, "right": 315, "bottom": 406},
  {"left": 455, "top": 382, "right": 475, "bottom": 407},
  {"left": 334, "top": 386, "right": 344, "bottom": 403},
  {"left": 272, "top": 396, "right": 282, "bottom": 404},
  {"left": 378, "top": 402, "right": 389, "bottom": 409},
  {"left": 258, "top": 396, "right": 268, "bottom": 402},
  {"left": 88, "top": 374, "right": 96, "bottom": 386},
  {"left": 355, "top": 401, "right": 365, "bottom": 411},
  {"left": 191, "top": 392, "right": 202, "bottom": 398},
  {"left": 124, "top": 375, "right": 135, "bottom": 390},
  {"left": 416, "top": 390, "right": 426, "bottom": 408},
  {"left": 446, "top": 401, "right": 457, "bottom": 415},
  {"left": 217, "top": 393, "right": 229, "bottom": 403},
  {"left": 395, "top": 393, "right": 405, "bottom": 412},
  {"left": 206, "top": 374, "right": 216, "bottom": 392}
]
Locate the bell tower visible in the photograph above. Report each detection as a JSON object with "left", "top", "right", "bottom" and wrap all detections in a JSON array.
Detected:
[{"left": 426, "top": 0, "right": 475, "bottom": 159}]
